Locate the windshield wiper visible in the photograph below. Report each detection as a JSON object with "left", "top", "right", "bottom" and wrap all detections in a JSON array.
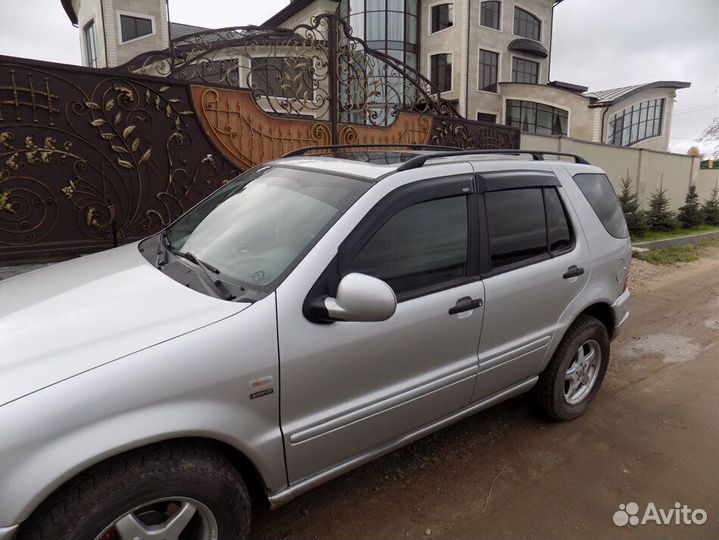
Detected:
[{"left": 172, "top": 250, "right": 237, "bottom": 301}]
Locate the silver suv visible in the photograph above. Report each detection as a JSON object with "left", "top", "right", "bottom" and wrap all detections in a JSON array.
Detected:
[{"left": 0, "top": 147, "right": 631, "bottom": 540}]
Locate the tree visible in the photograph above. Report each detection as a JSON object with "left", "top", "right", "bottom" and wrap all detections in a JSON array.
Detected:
[
  {"left": 700, "top": 116, "right": 719, "bottom": 159},
  {"left": 646, "top": 185, "right": 676, "bottom": 231},
  {"left": 677, "top": 184, "right": 703, "bottom": 228},
  {"left": 617, "top": 175, "right": 646, "bottom": 236},
  {"left": 702, "top": 185, "right": 719, "bottom": 226}
]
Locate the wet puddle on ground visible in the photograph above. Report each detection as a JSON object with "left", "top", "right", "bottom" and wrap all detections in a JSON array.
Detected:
[{"left": 622, "top": 334, "right": 703, "bottom": 363}]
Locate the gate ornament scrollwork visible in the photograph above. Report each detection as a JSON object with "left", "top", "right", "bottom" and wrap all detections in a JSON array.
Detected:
[
  {"left": 120, "top": 14, "right": 462, "bottom": 131},
  {"left": 0, "top": 60, "right": 237, "bottom": 262}
]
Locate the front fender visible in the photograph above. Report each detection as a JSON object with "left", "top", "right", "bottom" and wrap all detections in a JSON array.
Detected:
[{"left": 0, "top": 294, "right": 284, "bottom": 527}]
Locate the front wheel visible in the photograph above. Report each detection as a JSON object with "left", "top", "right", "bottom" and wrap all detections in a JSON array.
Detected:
[
  {"left": 536, "top": 315, "right": 610, "bottom": 421},
  {"left": 19, "top": 442, "right": 251, "bottom": 540}
]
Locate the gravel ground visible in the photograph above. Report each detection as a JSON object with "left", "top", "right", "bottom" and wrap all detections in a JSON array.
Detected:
[{"left": 629, "top": 242, "right": 719, "bottom": 295}]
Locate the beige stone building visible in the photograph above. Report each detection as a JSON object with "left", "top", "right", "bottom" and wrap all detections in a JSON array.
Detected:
[{"left": 61, "top": 0, "right": 689, "bottom": 151}]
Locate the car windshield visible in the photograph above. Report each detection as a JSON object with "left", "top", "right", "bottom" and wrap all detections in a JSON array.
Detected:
[{"left": 166, "top": 166, "right": 370, "bottom": 291}]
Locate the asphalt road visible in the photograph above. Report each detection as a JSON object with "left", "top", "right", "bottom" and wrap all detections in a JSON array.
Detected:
[{"left": 250, "top": 258, "right": 719, "bottom": 540}]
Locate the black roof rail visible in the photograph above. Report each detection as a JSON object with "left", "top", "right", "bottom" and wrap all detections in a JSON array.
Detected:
[
  {"left": 396, "top": 150, "right": 591, "bottom": 171},
  {"left": 282, "top": 144, "right": 460, "bottom": 157}
]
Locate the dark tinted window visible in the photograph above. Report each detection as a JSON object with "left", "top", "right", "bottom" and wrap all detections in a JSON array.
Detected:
[
  {"left": 479, "top": 49, "right": 498, "bottom": 92},
  {"left": 486, "top": 189, "right": 547, "bottom": 269},
  {"left": 544, "top": 188, "right": 572, "bottom": 252},
  {"left": 120, "top": 15, "right": 153, "bottom": 42},
  {"left": 573, "top": 174, "right": 629, "bottom": 238},
  {"left": 513, "top": 7, "right": 540, "bottom": 40},
  {"left": 511, "top": 57, "right": 539, "bottom": 84},
  {"left": 430, "top": 53, "right": 452, "bottom": 92},
  {"left": 431, "top": 3, "right": 453, "bottom": 33},
  {"left": 477, "top": 112, "right": 497, "bottom": 123},
  {"left": 480, "top": 1, "right": 501, "bottom": 29},
  {"left": 349, "top": 196, "right": 468, "bottom": 297}
]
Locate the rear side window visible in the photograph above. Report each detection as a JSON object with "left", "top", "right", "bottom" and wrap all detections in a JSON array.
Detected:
[
  {"left": 544, "top": 188, "right": 572, "bottom": 252},
  {"left": 486, "top": 188, "right": 547, "bottom": 268},
  {"left": 348, "top": 196, "right": 468, "bottom": 297},
  {"left": 573, "top": 173, "right": 629, "bottom": 238},
  {"left": 486, "top": 187, "right": 573, "bottom": 271}
]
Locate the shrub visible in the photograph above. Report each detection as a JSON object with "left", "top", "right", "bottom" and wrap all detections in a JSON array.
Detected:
[
  {"left": 702, "top": 186, "right": 719, "bottom": 225},
  {"left": 678, "top": 184, "right": 704, "bottom": 228},
  {"left": 617, "top": 175, "right": 647, "bottom": 236},
  {"left": 646, "top": 185, "right": 676, "bottom": 231}
]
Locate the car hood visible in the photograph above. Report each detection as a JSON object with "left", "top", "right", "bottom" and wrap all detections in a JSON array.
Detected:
[{"left": 0, "top": 243, "right": 250, "bottom": 407}]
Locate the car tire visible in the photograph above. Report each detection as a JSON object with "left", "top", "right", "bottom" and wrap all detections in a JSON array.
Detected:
[
  {"left": 536, "top": 315, "right": 610, "bottom": 421},
  {"left": 18, "top": 441, "right": 251, "bottom": 540}
]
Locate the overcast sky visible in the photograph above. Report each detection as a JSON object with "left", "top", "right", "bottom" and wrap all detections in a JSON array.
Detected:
[{"left": 0, "top": 0, "right": 717, "bottom": 154}]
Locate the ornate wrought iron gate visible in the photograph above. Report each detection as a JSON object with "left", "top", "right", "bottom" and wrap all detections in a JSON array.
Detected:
[{"left": 0, "top": 14, "right": 518, "bottom": 264}]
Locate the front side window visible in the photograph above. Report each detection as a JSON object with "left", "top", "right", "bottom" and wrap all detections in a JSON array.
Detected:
[
  {"left": 480, "top": 1, "right": 501, "bottom": 29},
  {"left": 511, "top": 57, "right": 539, "bottom": 84},
  {"left": 430, "top": 53, "right": 452, "bottom": 92},
  {"left": 506, "top": 99, "right": 568, "bottom": 136},
  {"left": 608, "top": 98, "right": 664, "bottom": 146},
  {"left": 166, "top": 167, "right": 370, "bottom": 291},
  {"left": 120, "top": 14, "right": 153, "bottom": 42},
  {"left": 251, "top": 57, "right": 314, "bottom": 100},
  {"left": 477, "top": 112, "right": 497, "bottom": 123},
  {"left": 478, "top": 49, "right": 498, "bottom": 92},
  {"left": 83, "top": 20, "right": 98, "bottom": 68},
  {"left": 430, "top": 3, "right": 454, "bottom": 33},
  {"left": 573, "top": 173, "right": 629, "bottom": 238},
  {"left": 513, "top": 7, "right": 540, "bottom": 40},
  {"left": 348, "top": 196, "right": 468, "bottom": 297}
]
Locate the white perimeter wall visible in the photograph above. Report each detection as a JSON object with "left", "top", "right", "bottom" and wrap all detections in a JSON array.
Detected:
[{"left": 521, "top": 134, "right": 719, "bottom": 211}]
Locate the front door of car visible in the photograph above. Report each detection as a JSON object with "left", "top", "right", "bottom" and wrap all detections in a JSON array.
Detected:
[
  {"left": 470, "top": 167, "right": 590, "bottom": 400},
  {"left": 276, "top": 171, "right": 485, "bottom": 483}
]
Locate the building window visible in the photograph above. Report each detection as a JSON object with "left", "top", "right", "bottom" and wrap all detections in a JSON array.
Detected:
[
  {"left": 430, "top": 3, "right": 453, "bottom": 33},
  {"left": 478, "top": 49, "right": 498, "bottom": 92},
  {"left": 608, "top": 98, "right": 664, "bottom": 146},
  {"left": 251, "top": 57, "right": 313, "bottom": 99},
  {"left": 511, "top": 57, "right": 538, "bottom": 84},
  {"left": 430, "top": 53, "right": 452, "bottom": 92},
  {"left": 513, "top": 7, "right": 540, "bottom": 41},
  {"left": 480, "top": 1, "right": 501, "bottom": 30},
  {"left": 477, "top": 112, "right": 497, "bottom": 123},
  {"left": 83, "top": 20, "right": 98, "bottom": 68},
  {"left": 120, "top": 14, "right": 153, "bottom": 43},
  {"left": 340, "top": 0, "right": 420, "bottom": 125},
  {"left": 506, "top": 99, "right": 568, "bottom": 136}
]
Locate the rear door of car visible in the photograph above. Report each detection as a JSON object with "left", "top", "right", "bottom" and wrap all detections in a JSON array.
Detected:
[{"left": 470, "top": 166, "right": 591, "bottom": 401}]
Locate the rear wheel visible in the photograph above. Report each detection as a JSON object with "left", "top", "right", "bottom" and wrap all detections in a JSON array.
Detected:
[
  {"left": 19, "top": 442, "right": 251, "bottom": 540},
  {"left": 536, "top": 315, "right": 610, "bottom": 421}
]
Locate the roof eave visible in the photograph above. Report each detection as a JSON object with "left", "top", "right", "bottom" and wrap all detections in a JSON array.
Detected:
[{"left": 61, "top": 0, "right": 78, "bottom": 25}]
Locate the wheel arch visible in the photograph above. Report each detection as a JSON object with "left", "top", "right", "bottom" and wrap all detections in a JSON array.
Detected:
[
  {"left": 578, "top": 302, "right": 615, "bottom": 339},
  {"left": 18, "top": 436, "right": 271, "bottom": 536}
]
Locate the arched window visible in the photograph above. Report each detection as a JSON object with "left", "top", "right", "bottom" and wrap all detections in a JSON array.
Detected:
[
  {"left": 513, "top": 7, "right": 540, "bottom": 41},
  {"left": 480, "top": 1, "right": 501, "bottom": 30}
]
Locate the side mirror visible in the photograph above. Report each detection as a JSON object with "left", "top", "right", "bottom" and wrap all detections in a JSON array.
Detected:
[{"left": 324, "top": 273, "right": 397, "bottom": 322}]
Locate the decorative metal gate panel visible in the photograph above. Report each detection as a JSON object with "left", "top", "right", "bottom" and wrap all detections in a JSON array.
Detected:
[{"left": 0, "top": 14, "right": 518, "bottom": 264}]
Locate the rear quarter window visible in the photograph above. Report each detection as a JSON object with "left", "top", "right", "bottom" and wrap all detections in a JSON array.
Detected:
[{"left": 573, "top": 173, "right": 629, "bottom": 239}]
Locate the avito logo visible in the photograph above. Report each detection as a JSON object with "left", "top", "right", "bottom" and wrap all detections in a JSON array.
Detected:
[{"left": 613, "top": 502, "right": 708, "bottom": 527}]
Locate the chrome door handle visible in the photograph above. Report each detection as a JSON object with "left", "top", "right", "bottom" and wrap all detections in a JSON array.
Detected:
[
  {"left": 449, "top": 296, "right": 483, "bottom": 315},
  {"left": 563, "top": 265, "right": 585, "bottom": 279}
]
